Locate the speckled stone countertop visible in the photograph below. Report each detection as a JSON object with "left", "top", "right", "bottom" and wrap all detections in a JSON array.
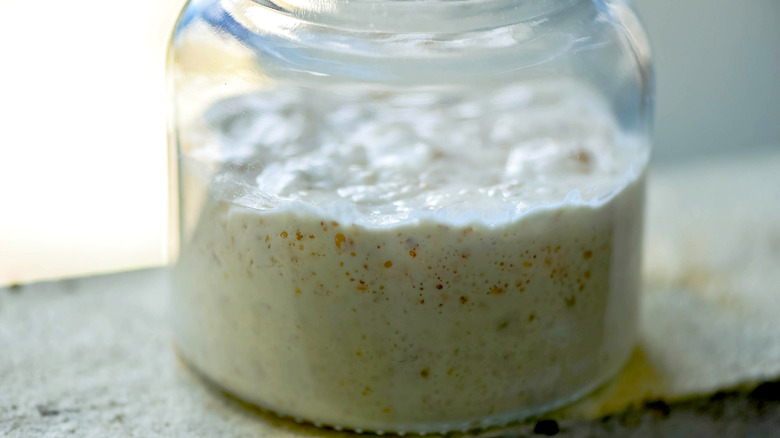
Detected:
[{"left": 2, "top": 150, "right": 780, "bottom": 437}]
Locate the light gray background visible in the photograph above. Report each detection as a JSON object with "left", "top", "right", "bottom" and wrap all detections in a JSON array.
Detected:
[{"left": 632, "top": 0, "right": 780, "bottom": 164}]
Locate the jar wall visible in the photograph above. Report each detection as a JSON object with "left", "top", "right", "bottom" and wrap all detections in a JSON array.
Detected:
[{"left": 168, "top": 0, "right": 652, "bottom": 433}]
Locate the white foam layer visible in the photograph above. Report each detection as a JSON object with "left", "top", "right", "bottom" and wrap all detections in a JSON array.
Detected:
[{"left": 189, "top": 80, "right": 648, "bottom": 227}]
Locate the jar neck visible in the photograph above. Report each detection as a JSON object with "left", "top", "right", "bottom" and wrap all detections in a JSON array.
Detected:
[{"left": 251, "top": 0, "right": 580, "bottom": 32}]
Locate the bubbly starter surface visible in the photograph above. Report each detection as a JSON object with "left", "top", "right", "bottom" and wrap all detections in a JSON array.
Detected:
[{"left": 172, "top": 82, "right": 648, "bottom": 433}]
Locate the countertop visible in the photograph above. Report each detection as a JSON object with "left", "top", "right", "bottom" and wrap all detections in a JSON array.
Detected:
[{"left": 2, "top": 150, "right": 780, "bottom": 437}]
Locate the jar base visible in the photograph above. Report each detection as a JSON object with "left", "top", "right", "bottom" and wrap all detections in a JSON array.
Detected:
[{"left": 175, "top": 343, "right": 630, "bottom": 435}]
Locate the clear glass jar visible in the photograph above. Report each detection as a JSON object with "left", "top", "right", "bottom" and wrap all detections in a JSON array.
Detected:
[{"left": 167, "top": 0, "right": 653, "bottom": 433}]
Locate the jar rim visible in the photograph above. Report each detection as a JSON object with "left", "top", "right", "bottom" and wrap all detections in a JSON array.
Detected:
[{"left": 245, "top": 0, "right": 580, "bottom": 33}]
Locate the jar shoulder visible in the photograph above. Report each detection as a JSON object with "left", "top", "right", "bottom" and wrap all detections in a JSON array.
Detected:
[{"left": 170, "top": 0, "right": 652, "bottom": 83}]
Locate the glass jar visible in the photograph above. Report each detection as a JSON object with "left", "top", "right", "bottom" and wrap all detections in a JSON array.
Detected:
[{"left": 167, "top": 0, "right": 653, "bottom": 433}]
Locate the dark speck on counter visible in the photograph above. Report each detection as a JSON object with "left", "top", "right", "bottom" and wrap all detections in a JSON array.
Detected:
[{"left": 533, "top": 419, "right": 560, "bottom": 435}]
